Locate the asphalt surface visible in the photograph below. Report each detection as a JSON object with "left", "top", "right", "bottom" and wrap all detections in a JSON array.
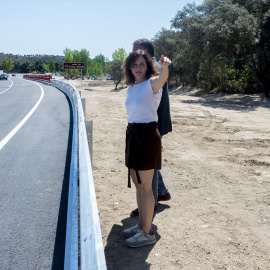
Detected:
[{"left": 0, "top": 76, "right": 72, "bottom": 269}]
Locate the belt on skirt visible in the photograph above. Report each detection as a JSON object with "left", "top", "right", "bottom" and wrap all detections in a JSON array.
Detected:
[{"left": 126, "top": 121, "right": 157, "bottom": 188}]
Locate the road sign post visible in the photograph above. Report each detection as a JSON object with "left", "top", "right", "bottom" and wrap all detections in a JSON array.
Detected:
[{"left": 64, "top": 62, "right": 85, "bottom": 87}]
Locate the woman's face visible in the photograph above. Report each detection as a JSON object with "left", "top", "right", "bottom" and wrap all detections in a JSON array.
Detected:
[{"left": 130, "top": 55, "right": 148, "bottom": 83}]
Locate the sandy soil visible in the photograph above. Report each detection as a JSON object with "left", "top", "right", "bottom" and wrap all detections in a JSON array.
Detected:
[{"left": 64, "top": 77, "right": 270, "bottom": 269}]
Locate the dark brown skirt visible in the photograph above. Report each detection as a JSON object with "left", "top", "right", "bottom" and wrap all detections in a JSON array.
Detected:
[{"left": 125, "top": 121, "right": 161, "bottom": 187}]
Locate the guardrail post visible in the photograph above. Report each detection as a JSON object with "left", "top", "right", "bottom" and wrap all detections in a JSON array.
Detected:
[
  {"left": 85, "top": 120, "right": 93, "bottom": 168},
  {"left": 81, "top": 98, "right": 86, "bottom": 116}
]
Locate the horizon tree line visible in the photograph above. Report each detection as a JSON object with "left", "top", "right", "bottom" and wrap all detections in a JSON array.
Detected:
[{"left": 1, "top": 0, "right": 269, "bottom": 97}]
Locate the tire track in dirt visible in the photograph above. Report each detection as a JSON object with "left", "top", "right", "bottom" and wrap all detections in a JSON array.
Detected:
[{"left": 164, "top": 96, "right": 270, "bottom": 268}]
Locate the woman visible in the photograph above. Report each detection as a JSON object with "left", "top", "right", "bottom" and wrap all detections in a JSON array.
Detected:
[{"left": 122, "top": 50, "right": 171, "bottom": 247}]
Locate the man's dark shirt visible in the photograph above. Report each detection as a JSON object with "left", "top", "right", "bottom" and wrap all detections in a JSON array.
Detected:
[{"left": 153, "top": 58, "right": 172, "bottom": 136}]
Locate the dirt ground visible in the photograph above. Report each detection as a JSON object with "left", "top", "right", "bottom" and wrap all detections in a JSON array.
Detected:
[{"left": 65, "top": 77, "right": 270, "bottom": 269}]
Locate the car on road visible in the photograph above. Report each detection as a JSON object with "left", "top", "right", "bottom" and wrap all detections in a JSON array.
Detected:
[
  {"left": 106, "top": 75, "right": 114, "bottom": 80},
  {"left": 12, "top": 74, "right": 16, "bottom": 76},
  {"left": 88, "top": 75, "right": 97, "bottom": 80},
  {"left": 0, "top": 73, "right": 8, "bottom": 80}
]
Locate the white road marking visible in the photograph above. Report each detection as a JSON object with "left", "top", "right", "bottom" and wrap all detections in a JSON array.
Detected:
[
  {"left": 0, "top": 80, "right": 44, "bottom": 150},
  {"left": 0, "top": 78, "right": 13, "bottom": 95}
]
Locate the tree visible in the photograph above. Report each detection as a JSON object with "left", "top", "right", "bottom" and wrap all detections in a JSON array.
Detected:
[
  {"left": 35, "top": 60, "right": 45, "bottom": 73},
  {"left": 153, "top": 28, "right": 182, "bottom": 86},
  {"left": 48, "top": 59, "right": 55, "bottom": 73},
  {"left": 194, "top": 0, "right": 258, "bottom": 90},
  {"left": 93, "top": 54, "right": 106, "bottom": 74},
  {"left": 0, "top": 53, "right": 64, "bottom": 73},
  {"left": 170, "top": 2, "right": 206, "bottom": 86},
  {"left": 42, "top": 63, "right": 49, "bottom": 73},
  {"left": 88, "top": 54, "right": 107, "bottom": 76},
  {"left": 239, "top": 0, "right": 270, "bottom": 98},
  {"left": 63, "top": 48, "right": 73, "bottom": 76},
  {"left": 55, "top": 62, "right": 63, "bottom": 72},
  {"left": 88, "top": 62, "right": 103, "bottom": 76},
  {"left": 106, "top": 60, "right": 123, "bottom": 89},
  {"left": 73, "top": 50, "right": 81, "bottom": 63},
  {"left": 63, "top": 48, "right": 73, "bottom": 62},
  {"left": 2, "top": 57, "right": 14, "bottom": 73},
  {"left": 201, "top": 0, "right": 270, "bottom": 96},
  {"left": 112, "top": 48, "right": 127, "bottom": 61},
  {"left": 20, "top": 61, "right": 33, "bottom": 73},
  {"left": 170, "top": 0, "right": 270, "bottom": 97},
  {"left": 80, "top": 49, "right": 90, "bottom": 76},
  {"left": 13, "top": 61, "right": 23, "bottom": 73}
]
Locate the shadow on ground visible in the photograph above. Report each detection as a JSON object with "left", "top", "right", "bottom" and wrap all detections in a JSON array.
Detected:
[
  {"left": 170, "top": 87, "right": 270, "bottom": 112},
  {"left": 104, "top": 204, "right": 170, "bottom": 270},
  {"left": 51, "top": 95, "right": 73, "bottom": 269}
]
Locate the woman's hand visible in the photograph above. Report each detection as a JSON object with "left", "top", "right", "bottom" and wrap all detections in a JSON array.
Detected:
[
  {"left": 150, "top": 55, "right": 172, "bottom": 93},
  {"left": 158, "top": 55, "right": 172, "bottom": 68}
]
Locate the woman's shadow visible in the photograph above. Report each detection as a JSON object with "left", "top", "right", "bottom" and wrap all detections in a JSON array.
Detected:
[{"left": 104, "top": 204, "right": 170, "bottom": 270}]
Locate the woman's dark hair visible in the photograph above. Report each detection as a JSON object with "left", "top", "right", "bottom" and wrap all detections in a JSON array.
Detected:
[{"left": 122, "top": 50, "right": 158, "bottom": 86}]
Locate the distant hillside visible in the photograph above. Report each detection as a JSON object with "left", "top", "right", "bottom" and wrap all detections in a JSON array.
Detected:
[
  {"left": 0, "top": 53, "right": 64, "bottom": 65},
  {"left": 0, "top": 53, "right": 65, "bottom": 73}
]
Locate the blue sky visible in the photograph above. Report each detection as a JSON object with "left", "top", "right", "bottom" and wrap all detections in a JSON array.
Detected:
[{"left": 2, "top": 0, "right": 204, "bottom": 60}]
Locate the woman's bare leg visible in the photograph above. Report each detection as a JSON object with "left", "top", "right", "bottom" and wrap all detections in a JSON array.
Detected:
[
  {"left": 138, "top": 169, "right": 155, "bottom": 234},
  {"left": 136, "top": 189, "right": 143, "bottom": 226},
  {"left": 131, "top": 169, "right": 154, "bottom": 234},
  {"left": 130, "top": 169, "right": 143, "bottom": 226}
]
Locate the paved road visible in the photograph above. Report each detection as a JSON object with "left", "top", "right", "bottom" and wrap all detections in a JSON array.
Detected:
[{"left": 0, "top": 77, "right": 72, "bottom": 269}]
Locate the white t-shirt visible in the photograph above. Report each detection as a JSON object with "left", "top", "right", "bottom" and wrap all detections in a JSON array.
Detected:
[{"left": 125, "top": 78, "right": 162, "bottom": 123}]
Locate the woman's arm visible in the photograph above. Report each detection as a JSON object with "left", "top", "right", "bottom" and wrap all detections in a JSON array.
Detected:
[{"left": 150, "top": 55, "right": 171, "bottom": 93}]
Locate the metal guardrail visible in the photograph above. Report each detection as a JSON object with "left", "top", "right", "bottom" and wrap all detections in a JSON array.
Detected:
[{"left": 50, "top": 80, "right": 107, "bottom": 270}]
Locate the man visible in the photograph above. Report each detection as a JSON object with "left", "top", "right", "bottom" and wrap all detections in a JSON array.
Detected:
[{"left": 130, "top": 38, "right": 172, "bottom": 217}]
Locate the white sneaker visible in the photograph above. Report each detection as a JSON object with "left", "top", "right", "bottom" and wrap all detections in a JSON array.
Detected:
[
  {"left": 123, "top": 224, "right": 141, "bottom": 238},
  {"left": 126, "top": 230, "right": 156, "bottom": 248}
]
